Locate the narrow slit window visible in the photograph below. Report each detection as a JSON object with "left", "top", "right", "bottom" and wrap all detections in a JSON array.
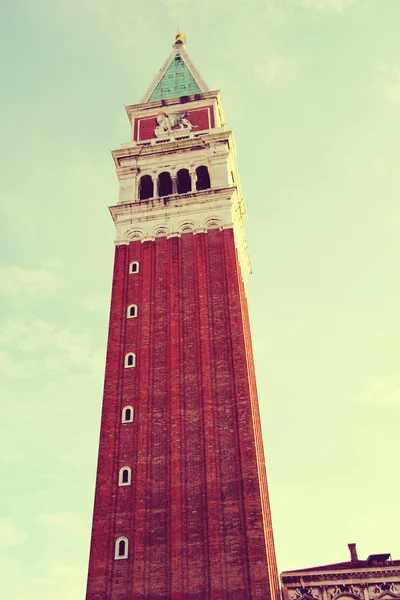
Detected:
[
  {"left": 124, "top": 353, "right": 136, "bottom": 368},
  {"left": 127, "top": 304, "right": 138, "bottom": 319},
  {"left": 119, "top": 466, "right": 131, "bottom": 486},
  {"left": 115, "top": 536, "right": 129, "bottom": 559},
  {"left": 122, "top": 406, "right": 134, "bottom": 423},
  {"left": 129, "top": 262, "right": 139, "bottom": 274}
]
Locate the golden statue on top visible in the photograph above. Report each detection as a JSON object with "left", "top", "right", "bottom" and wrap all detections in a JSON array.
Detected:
[{"left": 175, "top": 30, "right": 186, "bottom": 45}]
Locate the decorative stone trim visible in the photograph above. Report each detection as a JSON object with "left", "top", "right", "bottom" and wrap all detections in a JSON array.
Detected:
[
  {"left": 179, "top": 222, "right": 195, "bottom": 234},
  {"left": 154, "top": 226, "right": 169, "bottom": 238},
  {"left": 111, "top": 123, "right": 250, "bottom": 286},
  {"left": 118, "top": 466, "right": 132, "bottom": 487},
  {"left": 205, "top": 217, "right": 222, "bottom": 230},
  {"left": 110, "top": 186, "right": 250, "bottom": 284},
  {"left": 114, "top": 537, "right": 129, "bottom": 560},
  {"left": 126, "top": 229, "right": 143, "bottom": 241},
  {"left": 124, "top": 353, "right": 136, "bottom": 368},
  {"left": 127, "top": 304, "right": 138, "bottom": 319},
  {"left": 121, "top": 406, "right": 134, "bottom": 423}
]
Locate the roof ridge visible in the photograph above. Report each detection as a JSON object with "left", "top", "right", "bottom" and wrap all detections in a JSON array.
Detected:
[{"left": 140, "top": 48, "right": 177, "bottom": 103}]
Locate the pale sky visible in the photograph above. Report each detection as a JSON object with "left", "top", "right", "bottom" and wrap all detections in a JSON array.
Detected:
[{"left": 1, "top": 0, "right": 400, "bottom": 598}]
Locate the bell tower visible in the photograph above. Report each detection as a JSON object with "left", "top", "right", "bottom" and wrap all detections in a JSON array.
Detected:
[{"left": 86, "top": 32, "right": 279, "bottom": 600}]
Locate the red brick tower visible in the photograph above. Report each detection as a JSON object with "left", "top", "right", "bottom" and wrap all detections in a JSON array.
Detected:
[{"left": 86, "top": 32, "right": 279, "bottom": 600}]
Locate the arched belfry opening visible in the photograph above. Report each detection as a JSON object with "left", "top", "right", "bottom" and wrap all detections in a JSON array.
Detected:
[
  {"left": 139, "top": 175, "right": 153, "bottom": 200},
  {"left": 196, "top": 165, "right": 211, "bottom": 191},
  {"left": 158, "top": 172, "right": 173, "bottom": 197},
  {"left": 177, "top": 169, "right": 191, "bottom": 194}
]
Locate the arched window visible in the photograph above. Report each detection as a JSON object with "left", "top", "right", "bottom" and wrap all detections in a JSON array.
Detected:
[
  {"left": 158, "top": 172, "right": 173, "bottom": 197},
  {"left": 177, "top": 168, "right": 191, "bottom": 194},
  {"left": 124, "top": 353, "right": 136, "bottom": 368},
  {"left": 196, "top": 165, "right": 211, "bottom": 191},
  {"left": 129, "top": 261, "right": 139, "bottom": 274},
  {"left": 139, "top": 175, "right": 153, "bottom": 200},
  {"left": 127, "top": 304, "right": 138, "bottom": 319},
  {"left": 115, "top": 536, "right": 129, "bottom": 559},
  {"left": 119, "top": 466, "right": 131, "bottom": 486},
  {"left": 122, "top": 406, "right": 134, "bottom": 423}
]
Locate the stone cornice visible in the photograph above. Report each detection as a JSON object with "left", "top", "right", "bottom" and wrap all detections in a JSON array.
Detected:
[
  {"left": 282, "top": 566, "right": 400, "bottom": 577},
  {"left": 109, "top": 186, "right": 250, "bottom": 281},
  {"left": 112, "top": 128, "right": 233, "bottom": 169},
  {"left": 125, "top": 90, "right": 222, "bottom": 123},
  {"left": 282, "top": 568, "right": 400, "bottom": 583},
  {"left": 109, "top": 186, "right": 235, "bottom": 228}
]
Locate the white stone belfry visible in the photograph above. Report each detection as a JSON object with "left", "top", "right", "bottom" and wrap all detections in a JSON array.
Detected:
[{"left": 110, "top": 37, "right": 251, "bottom": 282}]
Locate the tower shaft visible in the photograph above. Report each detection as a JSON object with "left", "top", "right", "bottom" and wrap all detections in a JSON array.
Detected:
[{"left": 86, "top": 37, "right": 279, "bottom": 600}]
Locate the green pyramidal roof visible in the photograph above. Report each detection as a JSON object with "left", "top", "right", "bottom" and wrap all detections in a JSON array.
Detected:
[
  {"left": 147, "top": 53, "right": 202, "bottom": 102},
  {"left": 140, "top": 37, "right": 208, "bottom": 103}
]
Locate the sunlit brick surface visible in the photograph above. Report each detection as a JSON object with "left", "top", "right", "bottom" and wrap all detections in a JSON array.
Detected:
[{"left": 86, "top": 228, "right": 279, "bottom": 600}]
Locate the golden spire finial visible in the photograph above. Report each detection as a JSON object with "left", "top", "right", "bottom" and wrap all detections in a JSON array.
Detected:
[{"left": 174, "top": 30, "right": 186, "bottom": 46}]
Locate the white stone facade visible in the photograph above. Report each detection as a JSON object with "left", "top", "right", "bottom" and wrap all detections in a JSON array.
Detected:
[
  {"left": 281, "top": 548, "right": 400, "bottom": 600},
  {"left": 110, "top": 90, "right": 251, "bottom": 281}
]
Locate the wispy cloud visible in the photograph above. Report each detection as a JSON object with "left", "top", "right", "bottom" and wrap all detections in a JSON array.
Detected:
[
  {"left": 0, "top": 518, "right": 28, "bottom": 547},
  {"left": 0, "top": 559, "right": 87, "bottom": 600},
  {"left": 37, "top": 513, "right": 87, "bottom": 537},
  {"left": 0, "top": 320, "right": 103, "bottom": 376},
  {"left": 29, "top": 563, "right": 87, "bottom": 600},
  {"left": 252, "top": 54, "right": 298, "bottom": 86},
  {"left": 32, "top": 0, "right": 152, "bottom": 60},
  {"left": 79, "top": 294, "right": 109, "bottom": 313},
  {"left": 0, "top": 445, "right": 26, "bottom": 463},
  {"left": 0, "top": 350, "right": 35, "bottom": 378},
  {"left": 358, "top": 378, "right": 400, "bottom": 407},
  {"left": 162, "top": 0, "right": 285, "bottom": 26},
  {"left": 0, "top": 265, "right": 62, "bottom": 297},
  {"left": 297, "top": 0, "right": 357, "bottom": 11},
  {"left": 385, "top": 82, "right": 400, "bottom": 104},
  {"left": 0, "top": 556, "right": 22, "bottom": 581},
  {"left": 377, "top": 64, "right": 400, "bottom": 105}
]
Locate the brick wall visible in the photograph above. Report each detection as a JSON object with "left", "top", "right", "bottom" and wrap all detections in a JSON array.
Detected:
[{"left": 86, "top": 228, "right": 278, "bottom": 600}]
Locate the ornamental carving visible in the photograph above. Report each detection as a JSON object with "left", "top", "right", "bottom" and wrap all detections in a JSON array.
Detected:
[
  {"left": 372, "top": 586, "right": 384, "bottom": 597},
  {"left": 179, "top": 222, "right": 195, "bottom": 234},
  {"left": 370, "top": 584, "right": 400, "bottom": 600},
  {"left": 126, "top": 229, "right": 143, "bottom": 241},
  {"left": 205, "top": 218, "right": 221, "bottom": 230},
  {"left": 291, "top": 587, "right": 321, "bottom": 600},
  {"left": 331, "top": 584, "right": 363, "bottom": 599},
  {"left": 349, "top": 586, "right": 363, "bottom": 598},
  {"left": 326, "top": 583, "right": 400, "bottom": 600},
  {"left": 390, "top": 585, "right": 400, "bottom": 595},
  {"left": 330, "top": 585, "right": 346, "bottom": 599},
  {"left": 154, "top": 226, "right": 169, "bottom": 238},
  {"left": 154, "top": 111, "right": 195, "bottom": 138}
]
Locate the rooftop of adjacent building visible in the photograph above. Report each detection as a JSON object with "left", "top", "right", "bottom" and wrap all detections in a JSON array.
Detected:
[{"left": 281, "top": 544, "right": 400, "bottom": 576}]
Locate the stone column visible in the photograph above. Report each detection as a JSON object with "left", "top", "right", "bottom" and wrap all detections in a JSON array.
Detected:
[
  {"left": 172, "top": 175, "right": 178, "bottom": 194},
  {"left": 152, "top": 175, "right": 158, "bottom": 199},
  {"left": 134, "top": 176, "right": 139, "bottom": 201},
  {"left": 190, "top": 171, "right": 197, "bottom": 192}
]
